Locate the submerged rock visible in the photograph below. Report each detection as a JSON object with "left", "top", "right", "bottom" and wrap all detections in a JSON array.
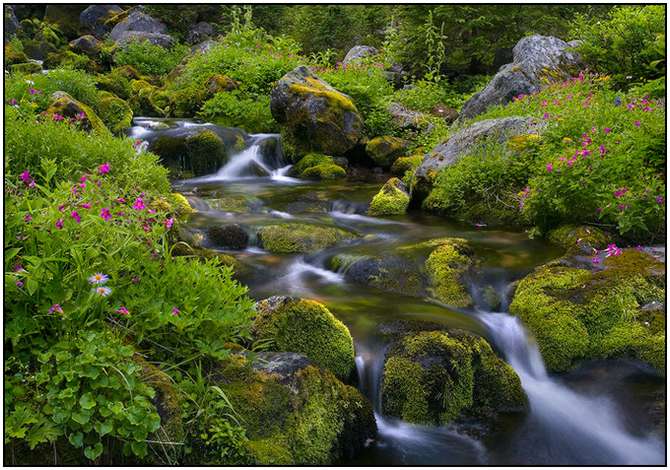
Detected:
[
  {"left": 381, "top": 328, "right": 526, "bottom": 427},
  {"left": 257, "top": 223, "right": 355, "bottom": 254},
  {"left": 461, "top": 35, "right": 582, "bottom": 119},
  {"left": 414, "top": 116, "right": 542, "bottom": 201},
  {"left": 271, "top": 66, "right": 364, "bottom": 157},
  {"left": 509, "top": 249, "right": 665, "bottom": 373},
  {"left": 253, "top": 297, "right": 356, "bottom": 381},
  {"left": 292, "top": 153, "right": 346, "bottom": 180},
  {"left": 368, "top": 177, "right": 410, "bottom": 216},
  {"left": 206, "top": 224, "right": 249, "bottom": 250},
  {"left": 212, "top": 352, "right": 375, "bottom": 464}
]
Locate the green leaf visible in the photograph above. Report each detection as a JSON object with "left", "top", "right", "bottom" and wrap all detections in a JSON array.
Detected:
[
  {"left": 79, "top": 392, "right": 96, "bottom": 410},
  {"left": 84, "top": 442, "right": 103, "bottom": 461},
  {"left": 95, "top": 420, "right": 113, "bottom": 437},
  {"left": 5, "top": 247, "right": 21, "bottom": 263},
  {"left": 71, "top": 409, "right": 91, "bottom": 425},
  {"left": 68, "top": 431, "right": 83, "bottom": 448},
  {"left": 130, "top": 441, "right": 148, "bottom": 458}
]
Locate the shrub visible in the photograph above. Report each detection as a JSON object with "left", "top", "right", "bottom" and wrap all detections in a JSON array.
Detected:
[
  {"left": 571, "top": 5, "right": 666, "bottom": 89},
  {"left": 199, "top": 91, "right": 274, "bottom": 133},
  {"left": 114, "top": 40, "right": 189, "bottom": 76}
]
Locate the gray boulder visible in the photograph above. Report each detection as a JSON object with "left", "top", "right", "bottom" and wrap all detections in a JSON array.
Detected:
[
  {"left": 69, "top": 34, "right": 100, "bottom": 56},
  {"left": 186, "top": 21, "right": 214, "bottom": 45},
  {"left": 413, "top": 117, "right": 543, "bottom": 200},
  {"left": 270, "top": 66, "right": 364, "bottom": 157},
  {"left": 4, "top": 6, "right": 19, "bottom": 42},
  {"left": 80, "top": 4, "right": 123, "bottom": 38},
  {"left": 115, "top": 31, "right": 174, "bottom": 48},
  {"left": 387, "top": 102, "right": 427, "bottom": 131},
  {"left": 460, "top": 35, "right": 581, "bottom": 119},
  {"left": 342, "top": 45, "right": 378, "bottom": 65},
  {"left": 110, "top": 9, "right": 167, "bottom": 41}
]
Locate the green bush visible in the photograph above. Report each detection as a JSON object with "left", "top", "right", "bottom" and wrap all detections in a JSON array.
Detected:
[
  {"left": 199, "top": 91, "right": 274, "bottom": 133},
  {"left": 114, "top": 40, "right": 189, "bottom": 76},
  {"left": 571, "top": 5, "right": 666, "bottom": 89},
  {"left": 6, "top": 68, "right": 100, "bottom": 109}
]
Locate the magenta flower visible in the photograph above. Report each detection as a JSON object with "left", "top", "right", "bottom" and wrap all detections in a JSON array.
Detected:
[
  {"left": 171, "top": 307, "right": 180, "bottom": 317},
  {"left": 55, "top": 218, "right": 64, "bottom": 230},
  {"left": 79, "top": 182, "right": 86, "bottom": 190},
  {"left": 15, "top": 280, "right": 24, "bottom": 288},
  {"left": 131, "top": 276, "right": 140, "bottom": 284},
  {"left": 81, "top": 202, "right": 91, "bottom": 209},
  {"left": 24, "top": 214, "right": 32, "bottom": 223},
  {"left": 598, "top": 144, "right": 607, "bottom": 156},
  {"left": 70, "top": 211, "right": 81, "bottom": 223},
  {"left": 613, "top": 187, "right": 628, "bottom": 198},
  {"left": 13, "top": 265, "right": 26, "bottom": 273},
  {"left": 52, "top": 113, "right": 64, "bottom": 122},
  {"left": 148, "top": 209, "right": 156, "bottom": 214},
  {"left": 580, "top": 149, "right": 591, "bottom": 157},
  {"left": 634, "top": 120, "right": 641, "bottom": 127},
  {"left": 115, "top": 197, "right": 126, "bottom": 204},
  {"left": 48, "top": 304, "right": 64, "bottom": 314},
  {"left": 618, "top": 203, "right": 627, "bottom": 211},
  {"left": 603, "top": 127, "right": 612, "bottom": 134},
  {"left": 100, "top": 207, "right": 112, "bottom": 221},
  {"left": 115, "top": 306, "right": 130, "bottom": 316},
  {"left": 164, "top": 218, "right": 174, "bottom": 229},
  {"left": 8, "top": 98, "right": 18, "bottom": 106},
  {"left": 28, "top": 88, "right": 40, "bottom": 95},
  {"left": 98, "top": 162, "right": 110, "bottom": 175},
  {"left": 132, "top": 198, "right": 146, "bottom": 211},
  {"left": 75, "top": 111, "right": 87, "bottom": 120},
  {"left": 591, "top": 256, "right": 601, "bottom": 265},
  {"left": 605, "top": 243, "right": 622, "bottom": 257},
  {"left": 19, "top": 170, "right": 34, "bottom": 187},
  {"left": 542, "top": 112, "right": 550, "bottom": 120},
  {"left": 546, "top": 163, "right": 554, "bottom": 173},
  {"left": 656, "top": 195, "right": 664, "bottom": 205}
]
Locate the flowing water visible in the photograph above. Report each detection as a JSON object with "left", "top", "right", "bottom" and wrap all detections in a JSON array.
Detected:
[{"left": 136, "top": 119, "right": 665, "bottom": 465}]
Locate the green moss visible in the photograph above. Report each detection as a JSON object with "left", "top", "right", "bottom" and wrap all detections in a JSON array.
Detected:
[
  {"left": 510, "top": 250, "right": 665, "bottom": 373},
  {"left": 5, "top": 42, "right": 28, "bottom": 65},
  {"left": 95, "top": 91, "right": 133, "bottom": 135},
  {"left": 292, "top": 153, "right": 347, "bottom": 180},
  {"left": 368, "top": 177, "right": 410, "bottom": 216},
  {"left": 128, "top": 79, "right": 163, "bottom": 116},
  {"left": 44, "top": 50, "right": 92, "bottom": 71},
  {"left": 365, "top": 136, "right": 409, "bottom": 168},
  {"left": 9, "top": 62, "right": 42, "bottom": 74},
  {"left": 246, "top": 438, "right": 294, "bottom": 465},
  {"left": 185, "top": 130, "right": 227, "bottom": 175},
  {"left": 547, "top": 224, "right": 611, "bottom": 255},
  {"left": 425, "top": 240, "right": 474, "bottom": 308},
  {"left": 45, "top": 92, "right": 108, "bottom": 134},
  {"left": 289, "top": 76, "right": 357, "bottom": 112},
  {"left": 381, "top": 330, "right": 525, "bottom": 426},
  {"left": 253, "top": 298, "right": 355, "bottom": 380},
  {"left": 258, "top": 223, "right": 355, "bottom": 254},
  {"left": 391, "top": 154, "right": 423, "bottom": 176}
]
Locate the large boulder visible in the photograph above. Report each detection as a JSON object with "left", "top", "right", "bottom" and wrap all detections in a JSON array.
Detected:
[
  {"left": 253, "top": 297, "right": 356, "bottom": 381},
  {"left": 509, "top": 249, "right": 665, "bottom": 373},
  {"left": 368, "top": 177, "right": 410, "bottom": 216},
  {"left": 44, "top": 5, "right": 87, "bottom": 39},
  {"left": 381, "top": 327, "right": 526, "bottom": 428},
  {"left": 413, "top": 116, "right": 542, "bottom": 201},
  {"left": 365, "top": 136, "right": 410, "bottom": 168},
  {"left": 4, "top": 6, "right": 19, "bottom": 43},
  {"left": 80, "top": 4, "right": 123, "bottom": 38},
  {"left": 110, "top": 9, "right": 167, "bottom": 42},
  {"left": 186, "top": 21, "right": 214, "bottom": 45},
  {"left": 212, "top": 352, "right": 376, "bottom": 464},
  {"left": 270, "top": 66, "right": 364, "bottom": 157},
  {"left": 460, "top": 35, "right": 582, "bottom": 119},
  {"left": 68, "top": 34, "right": 100, "bottom": 56},
  {"left": 342, "top": 45, "right": 378, "bottom": 65},
  {"left": 115, "top": 31, "right": 174, "bottom": 48}
]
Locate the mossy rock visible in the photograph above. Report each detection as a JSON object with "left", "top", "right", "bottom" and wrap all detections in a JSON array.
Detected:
[
  {"left": 253, "top": 297, "right": 356, "bottom": 381},
  {"left": 148, "top": 129, "right": 228, "bottom": 177},
  {"left": 170, "top": 192, "right": 195, "bottom": 217},
  {"left": 44, "top": 5, "right": 86, "bottom": 39},
  {"left": 390, "top": 154, "right": 423, "bottom": 177},
  {"left": 96, "top": 91, "right": 133, "bottom": 135},
  {"left": 45, "top": 91, "right": 108, "bottom": 134},
  {"left": 257, "top": 223, "right": 355, "bottom": 254},
  {"left": 509, "top": 249, "right": 665, "bottom": 373},
  {"left": 365, "top": 136, "right": 410, "bottom": 168},
  {"left": 206, "top": 224, "right": 249, "bottom": 250},
  {"left": 44, "top": 49, "right": 93, "bottom": 71},
  {"left": 9, "top": 61, "right": 42, "bottom": 74},
  {"left": 128, "top": 79, "right": 163, "bottom": 116},
  {"left": 4, "top": 41, "right": 28, "bottom": 65},
  {"left": 270, "top": 66, "right": 364, "bottom": 156},
  {"left": 96, "top": 68, "right": 133, "bottom": 100},
  {"left": 547, "top": 224, "right": 612, "bottom": 256},
  {"left": 381, "top": 329, "right": 526, "bottom": 427},
  {"left": 425, "top": 238, "right": 474, "bottom": 308},
  {"left": 293, "top": 153, "right": 346, "bottom": 180},
  {"left": 214, "top": 352, "right": 375, "bottom": 464},
  {"left": 171, "top": 242, "right": 238, "bottom": 269},
  {"left": 368, "top": 177, "right": 409, "bottom": 216},
  {"left": 205, "top": 74, "right": 238, "bottom": 94}
]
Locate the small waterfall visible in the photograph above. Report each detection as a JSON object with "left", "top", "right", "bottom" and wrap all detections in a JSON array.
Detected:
[{"left": 478, "top": 311, "right": 664, "bottom": 465}]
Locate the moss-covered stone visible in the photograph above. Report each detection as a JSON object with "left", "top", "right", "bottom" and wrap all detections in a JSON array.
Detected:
[
  {"left": 9, "top": 61, "right": 42, "bottom": 74},
  {"left": 292, "top": 153, "right": 346, "bottom": 180},
  {"left": 368, "top": 177, "right": 410, "bottom": 216},
  {"left": 547, "top": 224, "right": 612, "bottom": 256},
  {"left": 95, "top": 91, "right": 133, "bottom": 135},
  {"left": 215, "top": 352, "right": 376, "bottom": 464},
  {"left": 425, "top": 238, "right": 474, "bottom": 308},
  {"left": 170, "top": 192, "right": 195, "bottom": 217},
  {"left": 205, "top": 74, "right": 238, "bottom": 94},
  {"left": 365, "top": 136, "right": 410, "bottom": 168},
  {"left": 253, "top": 297, "right": 356, "bottom": 381},
  {"left": 390, "top": 154, "right": 423, "bottom": 177},
  {"left": 44, "top": 49, "right": 92, "bottom": 71},
  {"left": 44, "top": 5, "right": 86, "bottom": 39},
  {"left": 128, "top": 79, "right": 164, "bottom": 116},
  {"left": 206, "top": 224, "right": 249, "bottom": 250},
  {"left": 185, "top": 129, "right": 227, "bottom": 175},
  {"left": 4, "top": 41, "right": 28, "bottom": 65},
  {"left": 381, "top": 329, "right": 526, "bottom": 427},
  {"left": 257, "top": 223, "right": 355, "bottom": 254},
  {"left": 509, "top": 249, "right": 665, "bottom": 373},
  {"left": 171, "top": 242, "right": 238, "bottom": 269},
  {"left": 45, "top": 91, "right": 108, "bottom": 134}
]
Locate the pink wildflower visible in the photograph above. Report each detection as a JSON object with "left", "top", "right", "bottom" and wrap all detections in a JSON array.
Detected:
[
  {"left": 48, "top": 304, "right": 64, "bottom": 314},
  {"left": 52, "top": 113, "right": 64, "bottom": 122},
  {"left": 24, "top": 214, "right": 32, "bottom": 223},
  {"left": 546, "top": 163, "right": 554, "bottom": 173},
  {"left": 98, "top": 162, "right": 110, "bottom": 175},
  {"left": 656, "top": 195, "right": 664, "bottom": 205},
  {"left": 603, "top": 127, "right": 612, "bottom": 134},
  {"left": 81, "top": 202, "right": 91, "bottom": 209},
  {"left": 591, "top": 256, "right": 601, "bottom": 264},
  {"left": 605, "top": 243, "right": 622, "bottom": 257},
  {"left": 15, "top": 280, "right": 24, "bottom": 288},
  {"left": 55, "top": 218, "right": 64, "bottom": 230},
  {"left": 132, "top": 198, "right": 146, "bottom": 211},
  {"left": 115, "top": 306, "right": 130, "bottom": 316},
  {"left": 634, "top": 120, "right": 641, "bottom": 127},
  {"left": 171, "top": 307, "right": 180, "bottom": 317},
  {"left": 599, "top": 145, "right": 606, "bottom": 156},
  {"left": 613, "top": 187, "right": 628, "bottom": 198},
  {"left": 70, "top": 211, "right": 81, "bottom": 223},
  {"left": 100, "top": 207, "right": 112, "bottom": 221},
  {"left": 164, "top": 218, "right": 174, "bottom": 229}
]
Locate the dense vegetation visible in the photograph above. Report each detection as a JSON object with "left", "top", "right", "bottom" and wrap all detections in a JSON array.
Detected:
[{"left": 4, "top": 3, "right": 666, "bottom": 465}]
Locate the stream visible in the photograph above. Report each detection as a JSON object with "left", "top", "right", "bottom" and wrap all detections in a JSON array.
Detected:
[{"left": 132, "top": 119, "right": 665, "bottom": 465}]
